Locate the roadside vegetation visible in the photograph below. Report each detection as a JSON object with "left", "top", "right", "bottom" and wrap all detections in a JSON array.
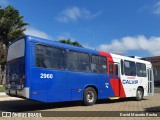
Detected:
[{"left": 0, "top": 85, "right": 4, "bottom": 92}]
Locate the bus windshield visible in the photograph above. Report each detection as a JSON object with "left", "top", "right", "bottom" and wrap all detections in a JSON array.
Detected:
[{"left": 7, "top": 38, "right": 25, "bottom": 62}]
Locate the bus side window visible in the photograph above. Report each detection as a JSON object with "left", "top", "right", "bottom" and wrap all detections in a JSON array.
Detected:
[
  {"left": 91, "top": 55, "right": 107, "bottom": 74},
  {"left": 35, "top": 44, "right": 66, "bottom": 70},
  {"left": 36, "top": 54, "right": 47, "bottom": 68},
  {"left": 136, "top": 63, "right": 146, "bottom": 77},
  {"left": 68, "top": 51, "right": 90, "bottom": 72},
  {"left": 99, "top": 56, "right": 107, "bottom": 74},
  {"left": 115, "top": 64, "right": 118, "bottom": 76},
  {"left": 52, "top": 48, "right": 66, "bottom": 70},
  {"left": 121, "top": 60, "right": 124, "bottom": 75},
  {"left": 68, "top": 61, "right": 77, "bottom": 71},
  {"left": 79, "top": 52, "right": 90, "bottom": 72},
  {"left": 68, "top": 51, "right": 79, "bottom": 71},
  {"left": 91, "top": 55, "right": 99, "bottom": 73},
  {"left": 124, "top": 60, "right": 136, "bottom": 76},
  {"left": 36, "top": 45, "right": 46, "bottom": 68}
]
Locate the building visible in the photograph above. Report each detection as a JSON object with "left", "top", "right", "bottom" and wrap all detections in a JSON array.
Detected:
[{"left": 142, "top": 56, "right": 160, "bottom": 86}]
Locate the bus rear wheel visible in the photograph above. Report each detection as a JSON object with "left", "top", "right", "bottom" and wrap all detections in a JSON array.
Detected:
[
  {"left": 83, "top": 87, "right": 97, "bottom": 106},
  {"left": 136, "top": 88, "right": 144, "bottom": 101}
]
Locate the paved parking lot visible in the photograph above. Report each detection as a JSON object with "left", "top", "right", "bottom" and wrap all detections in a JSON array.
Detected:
[{"left": 0, "top": 87, "right": 159, "bottom": 120}]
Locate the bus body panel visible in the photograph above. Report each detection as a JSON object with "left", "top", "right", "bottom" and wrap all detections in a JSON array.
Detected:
[
  {"left": 110, "top": 53, "right": 153, "bottom": 98},
  {"left": 99, "top": 51, "right": 126, "bottom": 98},
  {"left": 27, "top": 38, "right": 71, "bottom": 102},
  {"left": 68, "top": 71, "right": 114, "bottom": 100},
  {"left": 26, "top": 36, "right": 115, "bottom": 102},
  {"left": 30, "top": 68, "right": 70, "bottom": 102},
  {"left": 5, "top": 35, "right": 154, "bottom": 103}
]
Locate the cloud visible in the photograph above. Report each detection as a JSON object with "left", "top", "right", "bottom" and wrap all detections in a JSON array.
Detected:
[
  {"left": 0, "top": 0, "right": 9, "bottom": 8},
  {"left": 98, "top": 35, "right": 160, "bottom": 56},
  {"left": 57, "top": 32, "right": 76, "bottom": 41},
  {"left": 152, "top": 0, "right": 160, "bottom": 15},
  {"left": 83, "top": 43, "right": 96, "bottom": 50},
  {"left": 55, "top": 6, "right": 102, "bottom": 22},
  {"left": 25, "top": 26, "right": 52, "bottom": 40}
]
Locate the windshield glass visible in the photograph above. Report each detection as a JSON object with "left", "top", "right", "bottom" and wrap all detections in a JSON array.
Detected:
[{"left": 7, "top": 38, "right": 25, "bottom": 61}]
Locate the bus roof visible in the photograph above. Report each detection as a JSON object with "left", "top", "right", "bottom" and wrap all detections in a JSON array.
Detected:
[
  {"left": 10, "top": 35, "right": 152, "bottom": 65},
  {"left": 26, "top": 35, "right": 99, "bottom": 55},
  {"left": 110, "top": 53, "right": 151, "bottom": 65}
]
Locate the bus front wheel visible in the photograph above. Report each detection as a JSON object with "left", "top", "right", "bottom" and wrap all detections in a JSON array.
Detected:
[
  {"left": 83, "top": 87, "right": 97, "bottom": 106},
  {"left": 136, "top": 87, "right": 144, "bottom": 101}
]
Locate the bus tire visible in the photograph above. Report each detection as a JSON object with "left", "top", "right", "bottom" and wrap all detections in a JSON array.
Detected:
[
  {"left": 136, "top": 87, "right": 144, "bottom": 101},
  {"left": 83, "top": 87, "right": 97, "bottom": 106}
]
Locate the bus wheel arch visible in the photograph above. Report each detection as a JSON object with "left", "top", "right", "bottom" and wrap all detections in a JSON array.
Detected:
[
  {"left": 83, "top": 86, "right": 98, "bottom": 106},
  {"left": 135, "top": 86, "right": 144, "bottom": 101}
]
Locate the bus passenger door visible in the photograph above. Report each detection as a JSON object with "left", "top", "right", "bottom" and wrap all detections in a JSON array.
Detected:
[
  {"left": 147, "top": 68, "right": 154, "bottom": 95},
  {"left": 109, "top": 62, "right": 120, "bottom": 97}
]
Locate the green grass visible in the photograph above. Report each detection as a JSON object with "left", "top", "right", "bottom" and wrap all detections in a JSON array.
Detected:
[{"left": 0, "top": 85, "right": 4, "bottom": 92}]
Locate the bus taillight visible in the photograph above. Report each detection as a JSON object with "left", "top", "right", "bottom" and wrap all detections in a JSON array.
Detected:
[
  {"left": 22, "top": 79, "right": 24, "bottom": 84},
  {"left": 22, "top": 75, "right": 25, "bottom": 84}
]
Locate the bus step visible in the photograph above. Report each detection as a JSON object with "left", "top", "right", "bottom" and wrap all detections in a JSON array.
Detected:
[{"left": 109, "top": 97, "right": 120, "bottom": 100}]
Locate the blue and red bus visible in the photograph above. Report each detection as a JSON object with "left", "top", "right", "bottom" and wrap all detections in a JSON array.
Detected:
[{"left": 4, "top": 35, "right": 154, "bottom": 105}]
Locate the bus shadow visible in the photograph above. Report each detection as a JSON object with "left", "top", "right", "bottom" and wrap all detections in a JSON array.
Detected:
[
  {"left": 144, "top": 106, "right": 160, "bottom": 112},
  {"left": 0, "top": 98, "right": 148, "bottom": 112},
  {"left": 97, "top": 97, "right": 148, "bottom": 105},
  {"left": 0, "top": 99, "right": 82, "bottom": 112}
]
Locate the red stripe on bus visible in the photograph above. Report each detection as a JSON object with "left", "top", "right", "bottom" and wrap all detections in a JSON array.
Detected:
[{"left": 98, "top": 51, "right": 126, "bottom": 98}]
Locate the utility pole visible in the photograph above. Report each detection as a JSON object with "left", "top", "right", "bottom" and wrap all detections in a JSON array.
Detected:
[{"left": 92, "top": 32, "right": 95, "bottom": 49}]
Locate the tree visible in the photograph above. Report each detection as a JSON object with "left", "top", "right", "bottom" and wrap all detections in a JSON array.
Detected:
[
  {"left": 0, "top": 5, "right": 28, "bottom": 47},
  {"left": 0, "top": 5, "right": 28, "bottom": 72},
  {"left": 58, "top": 39, "right": 83, "bottom": 47},
  {"left": 0, "top": 43, "right": 6, "bottom": 67}
]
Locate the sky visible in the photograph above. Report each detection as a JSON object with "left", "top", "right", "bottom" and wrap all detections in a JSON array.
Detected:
[{"left": 1, "top": 0, "right": 160, "bottom": 57}]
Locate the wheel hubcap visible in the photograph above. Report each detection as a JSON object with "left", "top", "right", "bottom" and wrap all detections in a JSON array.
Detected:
[
  {"left": 137, "top": 90, "right": 142, "bottom": 99},
  {"left": 86, "top": 91, "right": 94, "bottom": 103}
]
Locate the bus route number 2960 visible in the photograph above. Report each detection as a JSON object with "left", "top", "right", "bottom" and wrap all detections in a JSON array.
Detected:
[{"left": 40, "top": 73, "right": 53, "bottom": 79}]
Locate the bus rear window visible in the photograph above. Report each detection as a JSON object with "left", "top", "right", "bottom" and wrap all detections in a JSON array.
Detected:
[{"left": 7, "top": 39, "right": 25, "bottom": 61}]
